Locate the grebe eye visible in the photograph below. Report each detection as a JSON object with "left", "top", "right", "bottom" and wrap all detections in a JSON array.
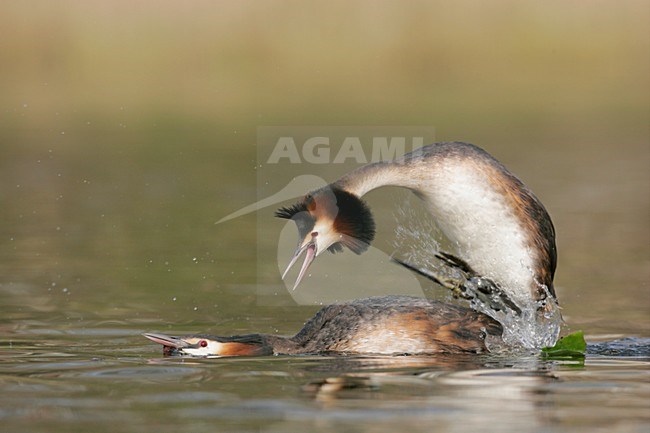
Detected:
[{"left": 199, "top": 340, "right": 208, "bottom": 347}]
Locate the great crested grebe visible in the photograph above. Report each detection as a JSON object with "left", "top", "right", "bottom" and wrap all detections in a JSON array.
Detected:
[
  {"left": 144, "top": 296, "right": 502, "bottom": 356},
  {"left": 144, "top": 142, "right": 559, "bottom": 356},
  {"left": 277, "top": 142, "right": 557, "bottom": 313}
]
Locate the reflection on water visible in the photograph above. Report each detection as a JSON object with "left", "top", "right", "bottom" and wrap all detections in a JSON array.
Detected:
[
  {"left": 3, "top": 263, "right": 646, "bottom": 432},
  {"left": 1, "top": 324, "right": 648, "bottom": 433}
]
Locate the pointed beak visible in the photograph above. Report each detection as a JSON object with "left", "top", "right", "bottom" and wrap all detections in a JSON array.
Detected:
[
  {"left": 281, "top": 240, "right": 317, "bottom": 290},
  {"left": 143, "top": 333, "right": 191, "bottom": 349}
]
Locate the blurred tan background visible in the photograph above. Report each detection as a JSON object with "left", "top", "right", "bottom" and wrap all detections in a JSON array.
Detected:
[{"left": 2, "top": 2, "right": 647, "bottom": 138}]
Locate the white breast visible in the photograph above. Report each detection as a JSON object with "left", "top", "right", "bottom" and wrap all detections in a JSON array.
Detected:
[{"left": 421, "top": 162, "right": 535, "bottom": 305}]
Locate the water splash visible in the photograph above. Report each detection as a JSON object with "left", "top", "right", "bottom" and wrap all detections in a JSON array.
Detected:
[
  {"left": 392, "top": 200, "right": 562, "bottom": 350},
  {"left": 470, "top": 285, "right": 562, "bottom": 350}
]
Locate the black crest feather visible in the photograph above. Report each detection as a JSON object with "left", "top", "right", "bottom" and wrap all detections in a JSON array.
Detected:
[{"left": 275, "top": 201, "right": 308, "bottom": 219}]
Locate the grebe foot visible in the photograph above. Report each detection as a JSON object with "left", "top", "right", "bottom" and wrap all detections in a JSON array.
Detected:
[{"left": 391, "top": 253, "right": 522, "bottom": 316}]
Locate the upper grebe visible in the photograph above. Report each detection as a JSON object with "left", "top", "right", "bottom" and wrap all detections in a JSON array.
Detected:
[
  {"left": 144, "top": 142, "right": 559, "bottom": 356},
  {"left": 277, "top": 142, "right": 557, "bottom": 313},
  {"left": 144, "top": 295, "right": 502, "bottom": 356}
]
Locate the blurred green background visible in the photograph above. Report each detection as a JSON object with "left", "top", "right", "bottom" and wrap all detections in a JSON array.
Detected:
[{"left": 0, "top": 1, "right": 648, "bottom": 337}]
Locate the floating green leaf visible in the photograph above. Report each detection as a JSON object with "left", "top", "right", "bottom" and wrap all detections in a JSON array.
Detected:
[{"left": 542, "top": 331, "right": 586, "bottom": 358}]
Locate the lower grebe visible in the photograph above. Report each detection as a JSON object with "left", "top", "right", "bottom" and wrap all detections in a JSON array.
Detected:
[{"left": 144, "top": 296, "right": 502, "bottom": 356}]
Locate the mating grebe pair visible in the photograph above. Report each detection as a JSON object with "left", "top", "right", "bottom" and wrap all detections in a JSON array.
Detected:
[{"left": 144, "top": 142, "right": 560, "bottom": 357}]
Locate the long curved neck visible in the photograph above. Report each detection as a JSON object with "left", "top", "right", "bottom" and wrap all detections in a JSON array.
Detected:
[
  {"left": 335, "top": 161, "right": 418, "bottom": 197},
  {"left": 332, "top": 142, "right": 557, "bottom": 307}
]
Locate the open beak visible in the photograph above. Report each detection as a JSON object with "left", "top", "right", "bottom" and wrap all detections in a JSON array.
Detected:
[{"left": 281, "top": 240, "right": 317, "bottom": 290}]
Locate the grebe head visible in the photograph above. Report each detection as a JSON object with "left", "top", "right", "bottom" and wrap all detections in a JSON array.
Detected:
[
  {"left": 276, "top": 186, "right": 375, "bottom": 289},
  {"left": 143, "top": 333, "right": 271, "bottom": 357}
]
